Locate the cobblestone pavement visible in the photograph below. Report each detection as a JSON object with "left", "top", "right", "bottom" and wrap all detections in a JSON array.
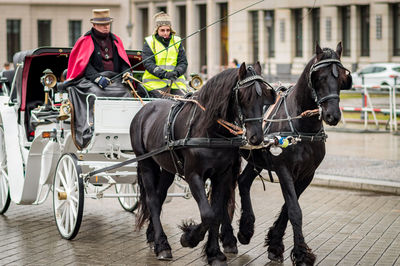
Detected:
[{"left": 1, "top": 183, "right": 400, "bottom": 265}]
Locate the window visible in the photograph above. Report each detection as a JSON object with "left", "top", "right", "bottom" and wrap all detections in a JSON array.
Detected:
[
  {"left": 157, "top": 6, "right": 166, "bottom": 13},
  {"left": 393, "top": 67, "right": 400, "bottom": 73},
  {"left": 178, "top": 6, "right": 186, "bottom": 47},
  {"left": 265, "top": 10, "right": 275, "bottom": 57},
  {"left": 312, "top": 8, "right": 320, "bottom": 50},
  {"left": 360, "top": 66, "right": 374, "bottom": 75},
  {"left": 6, "top": 19, "right": 21, "bottom": 63},
  {"left": 69, "top": 20, "right": 81, "bottom": 47},
  {"left": 199, "top": 4, "right": 207, "bottom": 69},
  {"left": 341, "top": 6, "right": 351, "bottom": 56},
  {"left": 393, "top": 4, "right": 400, "bottom": 56},
  {"left": 376, "top": 15, "right": 382, "bottom": 40},
  {"left": 360, "top": 5, "right": 370, "bottom": 56},
  {"left": 251, "top": 11, "right": 259, "bottom": 63},
  {"left": 373, "top": 67, "right": 386, "bottom": 73},
  {"left": 219, "top": 3, "right": 228, "bottom": 66},
  {"left": 38, "top": 20, "right": 51, "bottom": 46},
  {"left": 325, "top": 17, "right": 332, "bottom": 41},
  {"left": 279, "top": 20, "right": 285, "bottom": 42},
  {"left": 294, "top": 9, "right": 303, "bottom": 57},
  {"left": 140, "top": 8, "right": 148, "bottom": 39}
]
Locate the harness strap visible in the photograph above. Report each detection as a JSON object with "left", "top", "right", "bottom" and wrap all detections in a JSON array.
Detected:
[{"left": 86, "top": 137, "right": 246, "bottom": 177}]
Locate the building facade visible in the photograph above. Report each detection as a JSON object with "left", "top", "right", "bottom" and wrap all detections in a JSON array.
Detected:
[
  {"left": 1, "top": 0, "right": 400, "bottom": 80},
  {"left": 0, "top": 0, "right": 134, "bottom": 66}
]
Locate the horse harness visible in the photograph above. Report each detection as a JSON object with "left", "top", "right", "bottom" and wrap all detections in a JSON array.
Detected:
[
  {"left": 164, "top": 67, "right": 272, "bottom": 174},
  {"left": 308, "top": 58, "right": 350, "bottom": 105}
]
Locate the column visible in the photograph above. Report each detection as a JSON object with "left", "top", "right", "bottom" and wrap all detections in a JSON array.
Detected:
[
  {"left": 207, "top": 0, "right": 219, "bottom": 78},
  {"left": 186, "top": 0, "right": 200, "bottom": 74},
  {"left": 350, "top": 5, "right": 359, "bottom": 65},
  {"left": 302, "top": 7, "right": 312, "bottom": 60},
  {"left": 258, "top": 10, "right": 266, "bottom": 67},
  {"left": 370, "top": 3, "right": 390, "bottom": 62},
  {"left": 148, "top": 1, "right": 156, "bottom": 36}
]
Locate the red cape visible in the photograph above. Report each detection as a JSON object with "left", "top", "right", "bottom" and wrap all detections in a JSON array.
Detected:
[{"left": 66, "top": 33, "right": 131, "bottom": 80}]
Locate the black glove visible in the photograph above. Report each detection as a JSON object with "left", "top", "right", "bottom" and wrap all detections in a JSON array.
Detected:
[
  {"left": 94, "top": 76, "right": 111, "bottom": 89},
  {"left": 164, "top": 71, "right": 178, "bottom": 81}
]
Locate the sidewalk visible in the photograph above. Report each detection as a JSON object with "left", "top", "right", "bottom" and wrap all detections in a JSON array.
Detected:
[{"left": 314, "top": 131, "right": 400, "bottom": 194}]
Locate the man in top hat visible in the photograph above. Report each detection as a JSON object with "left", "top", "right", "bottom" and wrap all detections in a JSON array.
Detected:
[
  {"left": 66, "top": 9, "right": 131, "bottom": 89},
  {"left": 142, "top": 11, "right": 188, "bottom": 95}
]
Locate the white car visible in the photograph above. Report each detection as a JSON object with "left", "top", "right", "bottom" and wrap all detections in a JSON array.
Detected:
[{"left": 351, "top": 63, "right": 400, "bottom": 88}]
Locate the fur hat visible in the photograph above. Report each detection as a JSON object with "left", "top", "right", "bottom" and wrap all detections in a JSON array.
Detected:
[
  {"left": 90, "top": 9, "right": 113, "bottom": 24},
  {"left": 153, "top": 12, "right": 176, "bottom": 35}
]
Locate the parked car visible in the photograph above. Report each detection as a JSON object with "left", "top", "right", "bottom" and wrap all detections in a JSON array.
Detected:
[{"left": 351, "top": 63, "right": 400, "bottom": 88}]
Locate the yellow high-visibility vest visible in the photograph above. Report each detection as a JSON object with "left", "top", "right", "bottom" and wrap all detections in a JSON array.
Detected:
[{"left": 142, "top": 35, "right": 186, "bottom": 91}]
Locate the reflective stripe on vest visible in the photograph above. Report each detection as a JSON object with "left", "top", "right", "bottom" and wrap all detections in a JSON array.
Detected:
[{"left": 142, "top": 35, "right": 186, "bottom": 91}]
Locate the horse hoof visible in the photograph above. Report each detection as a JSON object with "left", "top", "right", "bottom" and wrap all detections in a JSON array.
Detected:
[
  {"left": 148, "top": 241, "right": 154, "bottom": 250},
  {"left": 237, "top": 232, "right": 250, "bottom": 245},
  {"left": 157, "top": 250, "right": 172, "bottom": 261},
  {"left": 268, "top": 251, "right": 283, "bottom": 263},
  {"left": 223, "top": 245, "right": 238, "bottom": 254},
  {"left": 210, "top": 259, "right": 227, "bottom": 266},
  {"left": 180, "top": 234, "right": 190, "bottom": 247}
]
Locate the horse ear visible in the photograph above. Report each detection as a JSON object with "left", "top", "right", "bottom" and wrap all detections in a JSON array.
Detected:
[
  {"left": 254, "top": 61, "right": 262, "bottom": 75},
  {"left": 239, "top": 62, "right": 247, "bottom": 80},
  {"left": 336, "top": 42, "right": 343, "bottom": 59},
  {"left": 316, "top": 43, "right": 323, "bottom": 60}
]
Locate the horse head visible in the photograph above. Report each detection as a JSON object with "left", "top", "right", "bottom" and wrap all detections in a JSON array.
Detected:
[
  {"left": 236, "top": 62, "right": 276, "bottom": 145},
  {"left": 308, "top": 42, "right": 352, "bottom": 125}
]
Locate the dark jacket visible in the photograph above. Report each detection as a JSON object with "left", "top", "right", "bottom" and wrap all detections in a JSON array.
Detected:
[
  {"left": 142, "top": 34, "right": 188, "bottom": 79},
  {"left": 85, "top": 29, "right": 130, "bottom": 82}
]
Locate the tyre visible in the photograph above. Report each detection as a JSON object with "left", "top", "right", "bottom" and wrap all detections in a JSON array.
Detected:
[
  {"left": 115, "top": 183, "right": 139, "bottom": 212},
  {"left": 0, "top": 126, "right": 10, "bottom": 214},
  {"left": 53, "top": 153, "right": 84, "bottom": 240}
]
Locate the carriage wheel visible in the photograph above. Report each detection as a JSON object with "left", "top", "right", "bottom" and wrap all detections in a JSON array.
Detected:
[
  {"left": 115, "top": 183, "right": 139, "bottom": 212},
  {"left": 53, "top": 153, "right": 84, "bottom": 240},
  {"left": 0, "top": 126, "right": 11, "bottom": 214}
]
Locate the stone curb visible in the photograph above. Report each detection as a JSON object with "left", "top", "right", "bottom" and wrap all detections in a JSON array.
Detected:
[{"left": 312, "top": 174, "right": 400, "bottom": 195}]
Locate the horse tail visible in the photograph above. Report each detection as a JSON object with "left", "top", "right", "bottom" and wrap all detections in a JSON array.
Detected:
[{"left": 135, "top": 163, "right": 150, "bottom": 230}]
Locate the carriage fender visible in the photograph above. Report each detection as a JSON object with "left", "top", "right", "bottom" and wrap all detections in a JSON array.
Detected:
[{"left": 39, "top": 140, "right": 61, "bottom": 185}]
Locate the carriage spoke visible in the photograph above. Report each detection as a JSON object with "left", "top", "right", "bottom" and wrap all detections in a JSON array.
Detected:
[
  {"left": 55, "top": 187, "right": 65, "bottom": 194},
  {"left": 58, "top": 172, "right": 68, "bottom": 190},
  {"left": 65, "top": 205, "right": 70, "bottom": 233},
  {"left": 69, "top": 204, "right": 75, "bottom": 228},
  {"left": 70, "top": 195, "right": 78, "bottom": 204},
  {"left": 56, "top": 200, "right": 66, "bottom": 211}
]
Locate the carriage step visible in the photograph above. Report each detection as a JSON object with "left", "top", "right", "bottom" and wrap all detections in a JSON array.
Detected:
[{"left": 78, "top": 160, "right": 137, "bottom": 168}]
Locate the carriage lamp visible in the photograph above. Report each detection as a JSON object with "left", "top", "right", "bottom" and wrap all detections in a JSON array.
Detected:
[
  {"left": 41, "top": 69, "right": 57, "bottom": 106},
  {"left": 189, "top": 74, "right": 203, "bottom": 90}
]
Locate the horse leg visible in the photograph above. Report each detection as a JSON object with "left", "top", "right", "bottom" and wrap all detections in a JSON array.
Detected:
[
  {"left": 237, "top": 163, "right": 261, "bottom": 244},
  {"left": 146, "top": 169, "right": 175, "bottom": 252},
  {"left": 204, "top": 174, "right": 234, "bottom": 265},
  {"left": 180, "top": 173, "right": 214, "bottom": 249},
  {"left": 270, "top": 168, "right": 315, "bottom": 265},
  {"left": 139, "top": 159, "right": 173, "bottom": 260},
  {"left": 266, "top": 174, "right": 315, "bottom": 263},
  {"left": 220, "top": 180, "right": 237, "bottom": 254}
]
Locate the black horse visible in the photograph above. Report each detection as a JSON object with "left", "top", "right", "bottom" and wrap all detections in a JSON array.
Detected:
[
  {"left": 236, "top": 43, "right": 352, "bottom": 265},
  {"left": 130, "top": 63, "right": 276, "bottom": 265}
]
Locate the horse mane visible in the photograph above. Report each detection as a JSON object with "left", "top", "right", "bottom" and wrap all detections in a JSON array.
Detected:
[{"left": 194, "top": 68, "right": 238, "bottom": 131}]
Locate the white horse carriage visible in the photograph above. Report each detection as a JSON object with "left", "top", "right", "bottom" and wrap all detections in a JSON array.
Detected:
[{"left": 0, "top": 47, "right": 200, "bottom": 240}]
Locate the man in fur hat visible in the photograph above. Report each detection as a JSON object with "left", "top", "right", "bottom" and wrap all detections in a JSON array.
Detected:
[
  {"left": 142, "top": 12, "right": 188, "bottom": 95},
  {"left": 66, "top": 9, "right": 132, "bottom": 89}
]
